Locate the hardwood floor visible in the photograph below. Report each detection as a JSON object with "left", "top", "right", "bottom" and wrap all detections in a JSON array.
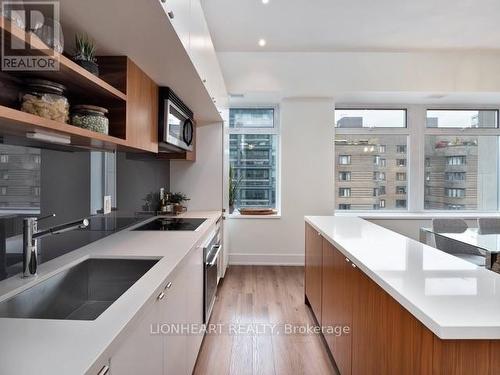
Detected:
[{"left": 193, "top": 266, "right": 338, "bottom": 375}]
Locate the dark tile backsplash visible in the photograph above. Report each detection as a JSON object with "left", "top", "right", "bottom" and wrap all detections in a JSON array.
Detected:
[{"left": 0, "top": 145, "right": 169, "bottom": 281}]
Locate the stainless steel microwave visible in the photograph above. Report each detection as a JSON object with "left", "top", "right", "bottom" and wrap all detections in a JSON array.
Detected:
[{"left": 158, "top": 88, "right": 194, "bottom": 152}]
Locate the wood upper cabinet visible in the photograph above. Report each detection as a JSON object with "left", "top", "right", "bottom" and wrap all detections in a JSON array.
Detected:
[
  {"left": 305, "top": 223, "right": 323, "bottom": 323},
  {"left": 321, "top": 240, "right": 352, "bottom": 375},
  {"left": 351, "top": 266, "right": 433, "bottom": 375},
  {"left": 99, "top": 57, "right": 158, "bottom": 153},
  {"left": 126, "top": 59, "right": 158, "bottom": 153}
]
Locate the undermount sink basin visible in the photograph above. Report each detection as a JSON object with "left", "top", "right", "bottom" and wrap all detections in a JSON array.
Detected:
[{"left": 0, "top": 258, "right": 158, "bottom": 321}]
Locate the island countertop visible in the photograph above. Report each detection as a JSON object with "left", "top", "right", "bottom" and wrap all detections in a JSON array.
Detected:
[
  {"left": 0, "top": 211, "right": 222, "bottom": 375},
  {"left": 305, "top": 215, "right": 500, "bottom": 340}
]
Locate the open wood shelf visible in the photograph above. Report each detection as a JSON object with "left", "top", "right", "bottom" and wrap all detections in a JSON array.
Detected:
[
  {"left": 0, "top": 105, "right": 132, "bottom": 151},
  {"left": 0, "top": 16, "right": 127, "bottom": 103}
]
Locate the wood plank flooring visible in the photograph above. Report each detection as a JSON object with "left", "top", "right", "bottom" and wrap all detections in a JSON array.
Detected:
[{"left": 193, "top": 266, "right": 338, "bottom": 375}]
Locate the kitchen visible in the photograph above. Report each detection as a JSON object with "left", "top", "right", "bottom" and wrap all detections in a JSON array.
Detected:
[{"left": 1, "top": 1, "right": 500, "bottom": 374}]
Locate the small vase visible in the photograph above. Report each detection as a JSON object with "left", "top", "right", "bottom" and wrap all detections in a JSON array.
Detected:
[{"left": 75, "top": 60, "right": 99, "bottom": 76}]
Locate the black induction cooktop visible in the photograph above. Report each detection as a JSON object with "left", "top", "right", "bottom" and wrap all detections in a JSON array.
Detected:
[{"left": 133, "top": 218, "right": 207, "bottom": 231}]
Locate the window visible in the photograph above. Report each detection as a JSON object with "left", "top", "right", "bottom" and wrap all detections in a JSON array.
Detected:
[
  {"left": 229, "top": 108, "right": 275, "bottom": 128},
  {"left": 229, "top": 107, "right": 279, "bottom": 211},
  {"left": 445, "top": 188, "right": 465, "bottom": 198},
  {"left": 445, "top": 172, "right": 466, "bottom": 181},
  {"left": 426, "top": 109, "right": 498, "bottom": 129},
  {"left": 396, "top": 200, "right": 407, "bottom": 208},
  {"left": 334, "top": 106, "right": 500, "bottom": 213},
  {"left": 396, "top": 186, "right": 406, "bottom": 194},
  {"left": 334, "top": 134, "right": 408, "bottom": 210},
  {"left": 396, "top": 145, "right": 407, "bottom": 153},
  {"left": 339, "top": 188, "right": 351, "bottom": 197},
  {"left": 335, "top": 109, "right": 407, "bottom": 128},
  {"left": 338, "top": 155, "right": 351, "bottom": 165},
  {"left": 373, "top": 187, "right": 386, "bottom": 198},
  {"left": 447, "top": 156, "right": 466, "bottom": 166},
  {"left": 338, "top": 204, "right": 351, "bottom": 210},
  {"left": 424, "top": 135, "right": 499, "bottom": 210},
  {"left": 396, "top": 159, "right": 406, "bottom": 167},
  {"left": 339, "top": 171, "right": 351, "bottom": 181}
]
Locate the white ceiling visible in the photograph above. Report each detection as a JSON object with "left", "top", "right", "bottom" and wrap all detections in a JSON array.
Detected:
[{"left": 202, "top": 0, "right": 500, "bottom": 52}]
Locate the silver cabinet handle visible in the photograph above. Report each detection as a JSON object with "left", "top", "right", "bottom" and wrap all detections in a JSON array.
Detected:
[
  {"left": 165, "top": 282, "right": 172, "bottom": 290},
  {"left": 157, "top": 292, "right": 165, "bottom": 300},
  {"left": 351, "top": 263, "right": 357, "bottom": 268},
  {"left": 168, "top": 11, "right": 174, "bottom": 19},
  {"left": 345, "top": 258, "right": 350, "bottom": 263},
  {"left": 98, "top": 365, "right": 109, "bottom": 375}
]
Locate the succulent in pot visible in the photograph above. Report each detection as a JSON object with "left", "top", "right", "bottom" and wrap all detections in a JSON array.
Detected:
[
  {"left": 170, "top": 192, "right": 190, "bottom": 214},
  {"left": 73, "top": 33, "right": 99, "bottom": 76}
]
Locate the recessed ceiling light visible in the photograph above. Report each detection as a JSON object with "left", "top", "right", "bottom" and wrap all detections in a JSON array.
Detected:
[
  {"left": 258, "top": 39, "right": 266, "bottom": 47},
  {"left": 262, "top": 0, "right": 269, "bottom": 4}
]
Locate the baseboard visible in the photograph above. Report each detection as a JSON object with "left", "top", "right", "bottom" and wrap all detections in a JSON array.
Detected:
[{"left": 228, "top": 253, "right": 304, "bottom": 266}]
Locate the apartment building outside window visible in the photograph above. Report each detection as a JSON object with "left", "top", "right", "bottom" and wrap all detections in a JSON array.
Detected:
[
  {"left": 229, "top": 107, "right": 279, "bottom": 211},
  {"left": 335, "top": 107, "right": 500, "bottom": 212},
  {"left": 425, "top": 109, "right": 499, "bottom": 210},
  {"left": 335, "top": 109, "right": 408, "bottom": 211}
]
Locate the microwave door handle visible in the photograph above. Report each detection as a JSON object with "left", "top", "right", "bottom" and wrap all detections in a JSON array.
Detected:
[
  {"left": 208, "top": 244, "right": 222, "bottom": 266},
  {"left": 183, "top": 119, "right": 194, "bottom": 146}
]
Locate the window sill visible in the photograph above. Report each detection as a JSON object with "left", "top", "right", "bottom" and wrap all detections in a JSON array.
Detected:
[
  {"left": 335, "top": 211, "right": 500, "bottom": 220},
  {"left": 227, "top": 212, "right": 281, "bottom": 219}
]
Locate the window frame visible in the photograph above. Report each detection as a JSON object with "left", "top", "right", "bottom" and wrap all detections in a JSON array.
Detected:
[
  {"left": 426, "top": 108, "right": 499, "bottom": 129},
  {"left": 227, "top": 105, "right": 281, "bottom": 217},
  {"left": 335, "top": 104, "right": 500, "bottom": 215},
  {"left": 335, "top": 108, "right": 408, "bottom": 129}
]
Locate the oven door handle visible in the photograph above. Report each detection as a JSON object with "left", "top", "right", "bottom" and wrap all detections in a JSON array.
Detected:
[{"left": 208, "top": 244, "right": 222, "bottom": 266}]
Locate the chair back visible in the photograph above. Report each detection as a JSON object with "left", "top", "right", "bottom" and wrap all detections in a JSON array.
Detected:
[
  {"left": 477, "top": 218, "right": 500, "bottom": 235},
  {"left": 431, "top": 218, "right": 481, "bottom": 256}
]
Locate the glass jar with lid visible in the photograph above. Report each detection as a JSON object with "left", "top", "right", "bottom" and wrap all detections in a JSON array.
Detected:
[
  {"left": 71, "top": 105, "right": 109, "bottom": 135},
  {"left": 20, "top": 79, "right": 69, "bottom": 123}
]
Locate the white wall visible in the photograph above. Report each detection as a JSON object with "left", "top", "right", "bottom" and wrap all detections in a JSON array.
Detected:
[
  {"left": 170, "top": 122, "right": 223, "bottom": 211},
  {"left": 227, "top": 98, "right": 335, "bottom": 265}
]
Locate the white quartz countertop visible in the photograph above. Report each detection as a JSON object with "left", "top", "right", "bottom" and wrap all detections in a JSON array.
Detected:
[
  {"left": 305, "top": 215, "right": 500, "bottom": 340},
  {"left": 0, "top": 211, "right": 222, "bottom": 375}
]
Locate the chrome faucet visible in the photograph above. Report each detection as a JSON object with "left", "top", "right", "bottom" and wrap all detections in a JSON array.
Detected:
[{"left": 23, "top": 214, "right": 89, "bottom": 278}]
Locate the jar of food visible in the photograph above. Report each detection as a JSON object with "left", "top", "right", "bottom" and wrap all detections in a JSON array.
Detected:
[
  {"left": 71, "top": 105, "right": 109, "bottom": 134},
  {"left": 20, "top": 79, "right": 69, "bottom": 123}
]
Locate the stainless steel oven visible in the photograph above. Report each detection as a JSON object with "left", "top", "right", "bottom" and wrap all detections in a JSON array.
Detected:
[
  {"left": 204, "top": 226, "right": 221, "bottom": 324},
  {"left": 159, "top": 87, "right": 194, "bottom": 152}
]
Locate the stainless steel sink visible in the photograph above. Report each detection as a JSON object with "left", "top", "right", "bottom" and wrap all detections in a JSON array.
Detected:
[{"left": 0, "top": 258, "right": 158, "bottom": 320}]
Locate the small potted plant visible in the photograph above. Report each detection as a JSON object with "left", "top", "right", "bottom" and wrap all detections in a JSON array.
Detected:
[
  {"left": 170, "top": 192, "right": 190, "bottom": 214},
  {"left": 73, "top": 33, "right": 99, "bottom": 76},
  {"left": 228, "top": 165, "right": 241, "bottom": 214}
]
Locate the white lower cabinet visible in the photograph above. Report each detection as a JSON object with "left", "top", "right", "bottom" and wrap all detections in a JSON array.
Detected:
[
  {"left": 110, "top": 300, "right": 164, "bottom": 374},
  {"left": 109, "top": 245, "right": 204, "bottom": 375}
]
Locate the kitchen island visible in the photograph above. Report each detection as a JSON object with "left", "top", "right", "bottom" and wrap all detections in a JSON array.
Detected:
[
  {"left": 305, "top": 215, "right": 500, "bottom": 375},
  {"left": 0, "top": 211, "right": 222, "bottom": 375}
]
